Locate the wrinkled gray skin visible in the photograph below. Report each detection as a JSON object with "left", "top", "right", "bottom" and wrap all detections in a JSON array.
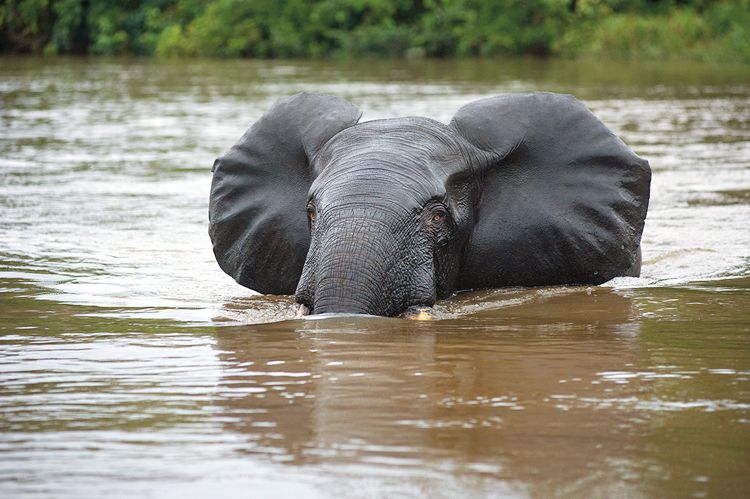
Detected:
[
  {"left": 209, "top": 93, "right": 651, "bottom": 317},
  {"left": 296, "top": 118, "right": 486, "bottom": 315}
]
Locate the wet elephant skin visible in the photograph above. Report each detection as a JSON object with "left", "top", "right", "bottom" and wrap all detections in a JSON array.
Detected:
[{"left": 209, "top": 93, "right": 651, "bottom": 316}]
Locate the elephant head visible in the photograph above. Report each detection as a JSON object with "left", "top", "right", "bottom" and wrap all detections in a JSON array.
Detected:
[{"left": 209, "top": 93, "right": 650, "bottom": 316}]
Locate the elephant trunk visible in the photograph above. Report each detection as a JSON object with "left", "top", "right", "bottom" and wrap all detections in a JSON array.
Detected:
[
  {"left": 297, "top": 217, "right": 434, "bottom": 316},
  {"left": 313, "top": 254, "right": 389, "bottom": 315}
]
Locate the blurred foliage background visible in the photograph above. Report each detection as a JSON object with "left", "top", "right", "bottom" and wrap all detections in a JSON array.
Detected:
[{"left": 1, "top": 0, "right": 749, "bottom": 62}]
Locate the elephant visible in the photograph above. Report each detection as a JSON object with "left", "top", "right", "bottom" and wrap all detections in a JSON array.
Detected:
[{"left": 208, "top": 92, "right": 651, "bottom": 317}]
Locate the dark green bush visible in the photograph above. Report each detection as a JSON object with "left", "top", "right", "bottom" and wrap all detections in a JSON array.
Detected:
[{"left": 1, "top": 0, "right": 748, "bottom": 62}]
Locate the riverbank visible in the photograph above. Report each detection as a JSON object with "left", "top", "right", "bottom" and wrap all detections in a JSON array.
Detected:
[{"left": 2, "top": 1, "right": 749, "bottom": 63}]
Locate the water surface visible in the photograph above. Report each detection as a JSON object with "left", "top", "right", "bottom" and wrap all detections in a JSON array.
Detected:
[{"left": 1, "top": 57, "right": 749, "bottom": 497}]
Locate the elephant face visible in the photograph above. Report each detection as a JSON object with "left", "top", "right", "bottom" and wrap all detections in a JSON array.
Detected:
[
  {"left": 295, "top": 118, "right": 485, "bottom": 315},
  {"left": 209, "top": 93, "right": 651, "bottom": 317}
]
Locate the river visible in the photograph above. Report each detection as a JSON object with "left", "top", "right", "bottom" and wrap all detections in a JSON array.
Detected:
[{"left": 1, "top": 57, "right": 749, "bottom": 497}]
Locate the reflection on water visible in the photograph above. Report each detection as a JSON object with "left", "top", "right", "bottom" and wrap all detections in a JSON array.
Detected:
[
  {"left": 214, "top": 288, "right": 643, "bottom": 495},
  {"left": 2, "top": 279, "right": 748, "bottom": 497},
  {"left": 1, "top": 57, "right": 749, "bottom": 497}
]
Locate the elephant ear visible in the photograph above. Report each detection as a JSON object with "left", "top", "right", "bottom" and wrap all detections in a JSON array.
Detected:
[
  {"left": 450, "top": 92, "right": 651, "bottom": 288},
  {"left": 209, "top": 93, "right": 362, "bottom": 294}
]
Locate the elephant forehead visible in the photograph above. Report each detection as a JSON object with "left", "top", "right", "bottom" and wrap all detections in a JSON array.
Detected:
[
  {"left": 312, "top": 117, "right": 474, "bottom": 179},
  {"left": 310, "top": 158, "right": 445, "bottom": 211},
  {"left": 308, "top": 118, "right": 487, "bottom": 210}
]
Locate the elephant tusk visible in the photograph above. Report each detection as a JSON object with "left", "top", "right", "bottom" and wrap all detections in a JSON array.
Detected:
[
  {"left": 403, "top": 306, "right": 435, "bottom": 321},
  {"left": 296, "top": 303, "right": 310, "bottom": 317}
]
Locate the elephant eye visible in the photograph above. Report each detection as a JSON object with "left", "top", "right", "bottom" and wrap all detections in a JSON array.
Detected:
[
  {"left": 307, "top": 204, "right": 317, "bottom": 223},
  {"left": 431, "top": 207, "right": 447, "bottom": 223}
]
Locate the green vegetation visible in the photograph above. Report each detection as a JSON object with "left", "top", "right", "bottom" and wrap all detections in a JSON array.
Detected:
[{"left": 2, "top": 0, "right": 749, "bottom": 62}]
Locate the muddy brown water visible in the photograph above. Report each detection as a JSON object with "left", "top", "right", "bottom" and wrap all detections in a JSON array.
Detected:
[{"left": 1, "top": 57, "right": 749, "bottom": 497}]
